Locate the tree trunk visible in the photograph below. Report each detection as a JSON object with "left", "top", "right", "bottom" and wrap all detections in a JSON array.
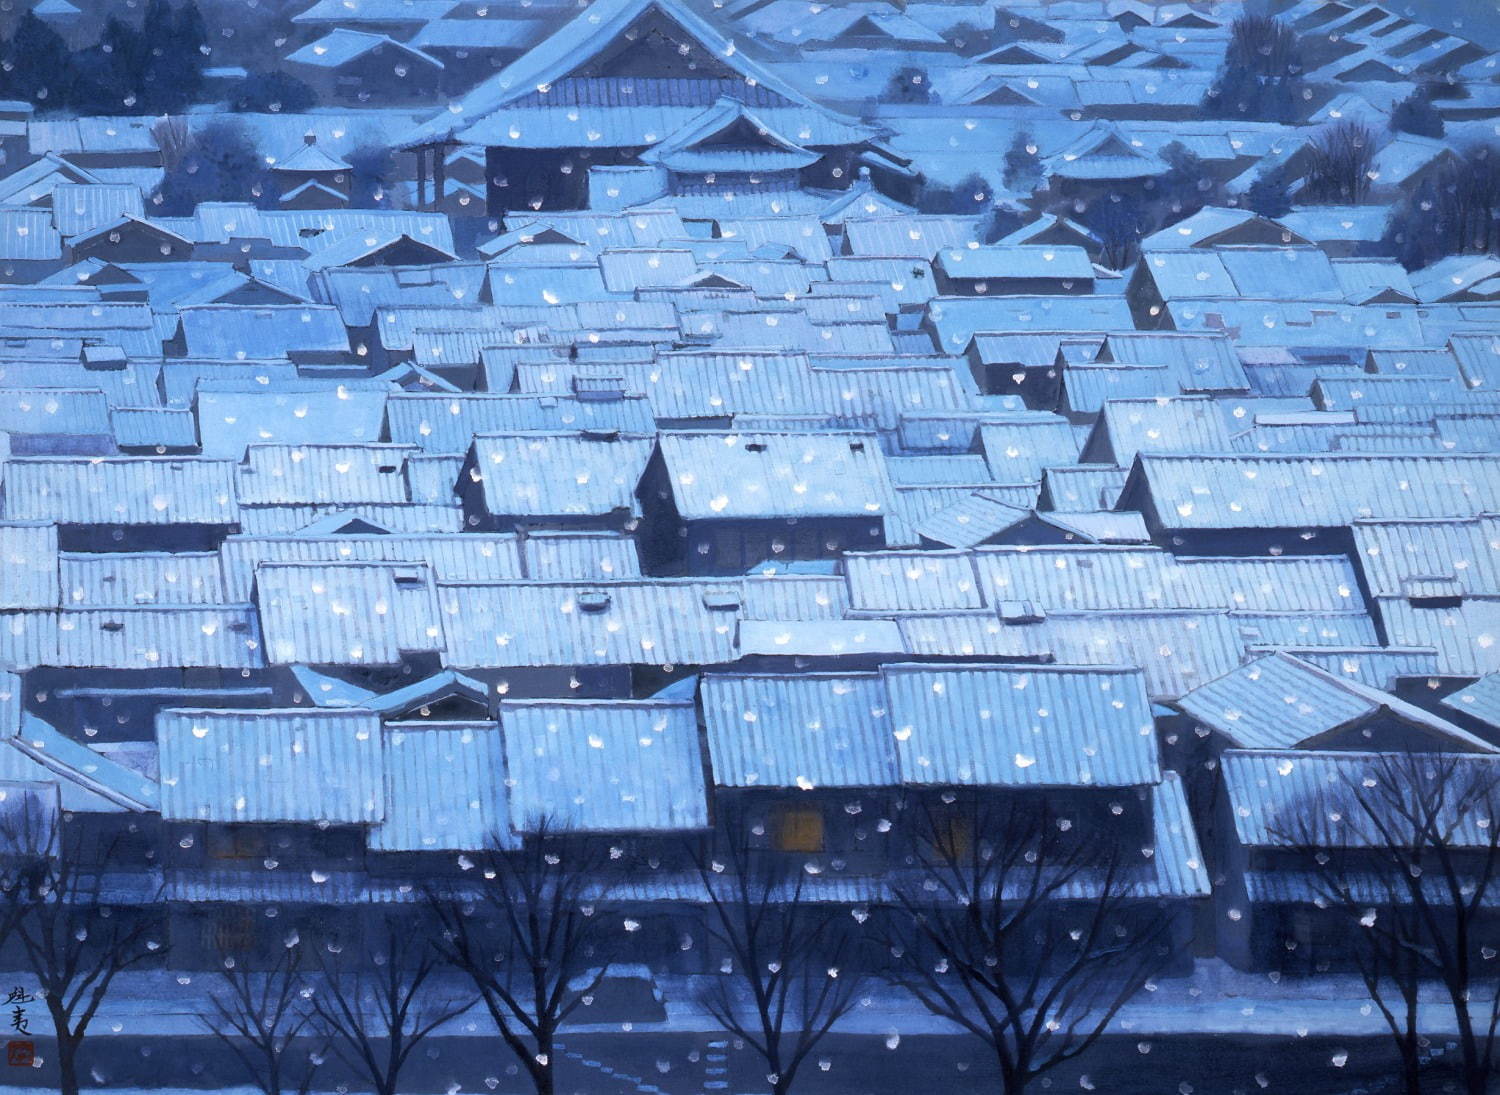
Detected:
[
  {"left": 1397, "top": 1045, "right": 1422, "bottom": 1095},
  {"left": 1449, "top": 995, "right": 1490, "bottom": 1095},
  {"left": 56, "top": 1034, "right": 79, "bottom": 1095},
  {"left": 535, "top": 1033, "right": 555, "bottom": 1095}
]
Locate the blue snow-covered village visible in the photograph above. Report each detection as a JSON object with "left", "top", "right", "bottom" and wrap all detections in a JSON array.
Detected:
[{"left": 2, "top": 0, "right": 1500, "bottom": 1092}]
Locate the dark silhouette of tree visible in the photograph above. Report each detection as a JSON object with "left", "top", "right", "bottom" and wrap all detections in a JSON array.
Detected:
[
  {"left": 1081, "top": 193, "right": 1147, "bottom": 270},
  {"left": 944, "top": 21, "right": 990, "bottom": 56},
  {"left": 1153, "top": 141, "right": 1222, "bottom": 222},
  {"left": 204, "top": 944, "right": 323, "bottom": 1095},
  {"left": 86, "top": 15, "right": 146, "bottom": 112},
  {"left": 692, "top": 815, "right": 864, "bottom": 1095},
  {"left": 1301, "top": 121, "right": 1376, "bottom": 204},
  {"left": 916, "top": 172, "right": 994, "bottom": 215},
  {"left": 885, "top": 65, "right": 933, "bottom": 104},
  {"left": 0, "top": 805, "right": 164, "bottom": 1095},
  {"left": 1390, "top": 84, "right": 1445, "bottom": 138},
  {"left": 1273, "top": 753, "right": 1500, "bottom": 1095},
  {"left": 309, "top": 918, "right": 471, "bottom": 1095},
  {"left": 1003, "top": 131, "right": 1043, "bottom": 195},
  {"left": 883, "top": 796, "right": 1170, "bottom": 1095},
  {"left": 979, "top": 202, "right": 1025, "bottom": 244},
  {"left": 1427, "top": 78, "right": 1468, "bottom": 100},
  {"left": 156, "top": 119, "right": 265, "bottom": 214},
  {"left": 1383, "top": 143, "right": 1500, "bottom": 268},
  {"left": 348, "top": 144, "right": 396, "bottom": 208},
  {"left": 1245, "top": 172, "right": 1294, "bottom": 218},
  {"left": 430, "top": 824, "right": 617, "bottom": 1095},
  {"left": 169, "top": 1, "right": 210, "bottom": 108},
  {"left": 230, "top": 70, "right": 318, "bottom": 114},
  {"left": 1203, "top": 15, "right": 1305, "bottom": 123},
  {"left": 5, "top": 13, "right": 75, "bottom": 111}
]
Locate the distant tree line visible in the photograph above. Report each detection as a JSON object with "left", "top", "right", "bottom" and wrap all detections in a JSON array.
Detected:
[
  {"left": 154, "top": 116, "right": 397, "bottom": 215},
  {"left": 0, "top": 0, "right": 207, "bottom": 114}
]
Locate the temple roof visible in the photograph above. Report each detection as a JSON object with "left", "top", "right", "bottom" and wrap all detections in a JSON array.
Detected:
[
  {"left": 401, "top": 0, "right": 873, "bottom": 148},
  {"left": 641, "top": 97, "right": 820, "bottom": 173}
]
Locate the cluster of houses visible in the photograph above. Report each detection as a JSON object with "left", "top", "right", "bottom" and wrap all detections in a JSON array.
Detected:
[{"left": 0, "top": 0, "right": 1498, "bottom": 982}]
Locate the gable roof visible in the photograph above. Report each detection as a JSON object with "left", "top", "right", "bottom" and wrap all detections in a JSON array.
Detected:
[
  {"left": 273, "top": 137, "right": 353, "bottom": 176},
  {"left": 1123, "top": 454, "right": 1500, "bottom": 529},
  {"left": 1176, "top": 651, "right": 1497, "bottom": 752},
  {"left": 1140, "top": 207, "right": 1310, "bottom": 250},
  {"left": 402, "top": 0, "right": 868, "bottom": 145},
  {"left": 640, "top": 96, "right": 819, "bottom": 173},
  {"left": 1046, "top": 124, "right": 1167, "bottom": 180},
  {"left": 286, "top": 28, "right": 444, "bottom": 70}
]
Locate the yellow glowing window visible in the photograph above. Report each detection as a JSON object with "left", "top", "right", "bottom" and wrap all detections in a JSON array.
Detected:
[{"left": 774, "top": 807, "right": 825, "bottom": 853}]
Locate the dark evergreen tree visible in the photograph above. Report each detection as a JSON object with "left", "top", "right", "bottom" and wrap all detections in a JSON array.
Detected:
[
  {"left": 137, "top": 0, "right": 180, "bottom": 113},
  {"left": 885, "top": 65, "right": 933, "bottom": 104},
  {"left": 1002, "top": 130, "right": 1043, "bottom": 195},
  {"left": 1153, "top": 141, "right": 1221, "bottom": 221},
  {"left": 1390, "top": 84, "right": 1445, "bottom": 138},
  {"left": 978, "top": 201, "right": 1025, "bottom": 243},
  {"left": 347, "top": 144, "right": 395, "bottom": 208},
  {"left": 1383, "top": 143, "right": 1500, "bottom": 268},
  {"left": 97, "top": 15, "right": 146, "bottom": 108},
  {"left": 1203, "top": 15, "right": 1305, "bottom": 123},
  {"left": 157, "top": 120, "right": 265, "bottom": 214},
  {"left": 1245, "top": 173, "right": 1294, "bottom": 218},
  {"left": 165, "top": 1, "right": 210, "bottom": 110},
  {"left": 231, "top": 70, "right": 318, "bottom": 114},
  {"left": 1081, "top": 192, "right": 1148, "bottom": 270},
  {"left": 7, "top": 13, "right": 75, "bottom": 111}
]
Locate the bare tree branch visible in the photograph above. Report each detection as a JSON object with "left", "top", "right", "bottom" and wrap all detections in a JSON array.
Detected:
[
  {"left": 429, "top": 820, "right": 617, "bottom": 1095},
  {"left": 881, "top": 795, "right": 1169, "bottom": 1095}
]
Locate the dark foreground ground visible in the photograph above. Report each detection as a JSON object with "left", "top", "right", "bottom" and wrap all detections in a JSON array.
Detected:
[{"left": 0, "top": 1030, "right": 1467, "bottom": 1095}]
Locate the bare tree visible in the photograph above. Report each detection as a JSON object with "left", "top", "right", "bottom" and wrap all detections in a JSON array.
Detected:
[
  {"left": 883, "top": 796, "right": 1170, "bottom": 1095},
  {"left": 1273, "top": 752, "right": 1500, "bottom": 1095},
  {"left": 1302, "top": 121, "right": 1377, "bottom": 204},
  {"left": 204, "top": 944, "right": 322, "bottom": 1095},
  {"left": 429, "top": 823, "right": 616, "bottom": 1095},
  {"left": 309, "top": 917, "right": 471, "bottom": 1095},
  {"left": 693, "top": 819, "right": 864, "bottom": 1095},
  {"left": 0, "top": 810, "right": 164, "bottom": 1095}
]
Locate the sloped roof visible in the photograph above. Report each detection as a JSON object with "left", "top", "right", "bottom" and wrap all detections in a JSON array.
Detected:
[
  {"left": 403, "top": 0, "right": 868, "bottom": 145},
  {"left": 500, "top": 699, "right": 709, "bottom": 832},
  {"left": 640, "top": 96, "right": 819, "bottom": 173},
  {"left": 157, "top": 708, "right": 383, "bottom": 824},
  {"left": 370, "top": 724, "right": 515, "bottom": 851},
  {"left": 273, "top": 137, "right": 353, "bottom": 175},
  {"left": 464, "top": 432, "right": 654, "bottom": 518},
  {"left": 657, "top": 430, "right": 896, "bottom": 520},
  {"left": 286, "top": 28, "right": 444, "bottom": 70},
  {"left": 1176, "top": 651, "right": 1497, "bottom": 751},
  {"left": 1443, "top": 672, "right": 1500, "bottom": 729},
  {"left": 700, "top": 671, "right": 890, "bottom": 789},
  {"left": 1222, "top": 750, "right": 1500, "bottom": 848},
  {"left": 882, "top": 662, "right": 1161, "bottom": 788},
  {"left": 1124, "top": 454, "right": 1500, "bottom": 529}
]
